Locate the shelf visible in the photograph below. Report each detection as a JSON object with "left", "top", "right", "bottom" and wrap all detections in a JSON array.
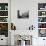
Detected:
[
  {"left": 38, "top": 16, "right": 46, "bottom": 17},
  {"left": 0, "top": 16, "right": 8, "bottom": 17},
  {"left": 38, "top": 22, "right": 46, "bottom": 23},
  {"left": 38, "top": 28, "right": 46, "bottom": 29},
  {"left": 0, "top": 3, "right": 8, "bottom": 37},
  {"left": 38, "top": 10, "right": 46, "bottom": 11},
  {"left": 38, "top": 3, "right": 46, "bottom": 37},
  {"left": 0, "top": 10, "right": 8, "bottom": 11},
  {"left": 0, "top": 22, "right": 8, "bottom": 23}
]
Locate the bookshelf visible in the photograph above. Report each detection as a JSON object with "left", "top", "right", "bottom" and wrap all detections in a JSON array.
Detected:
[
  {"left": 0, "top": 3, "right": 8, "bottom": 37},
  {"left": 38, "top": 3, "right": 46, "bottom": 37}
]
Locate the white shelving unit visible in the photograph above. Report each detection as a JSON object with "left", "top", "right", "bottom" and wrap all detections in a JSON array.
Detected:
[
  {"left": 0, "top": 1, "right": 9, "bottom": 45},
  {"left": 0, "top": 3, "right": 8, "bottom": 35},
  {"left": 38, "top": 3, "right": 46, "bottom": 37}
]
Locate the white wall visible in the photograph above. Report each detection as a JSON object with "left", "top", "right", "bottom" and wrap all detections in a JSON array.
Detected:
[
  {"left": 11, "top": 0, "right": 46, "bottom": 46},
  {"left": 11, "top": 0, "right": 46, "bottom": 30},
  {"left": 11, "top": 0, "right": 38, "bottom": 30}
]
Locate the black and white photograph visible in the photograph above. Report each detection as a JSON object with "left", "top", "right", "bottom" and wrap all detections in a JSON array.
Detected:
[{"left": 17, "top": 10, "right": 29, "bottom": 19}]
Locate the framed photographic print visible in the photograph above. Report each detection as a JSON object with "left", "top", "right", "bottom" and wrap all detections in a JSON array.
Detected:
[{"left": 17, "top": 10, "right": 29, "bottom": 19}]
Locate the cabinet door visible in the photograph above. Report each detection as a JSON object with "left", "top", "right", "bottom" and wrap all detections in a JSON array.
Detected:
[{"left": 38, "top": 38, "right": 46, "bottom": 46}]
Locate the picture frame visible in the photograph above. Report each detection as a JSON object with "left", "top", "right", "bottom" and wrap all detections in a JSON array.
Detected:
[{"left": 17, "top": 10, "right": 29, "bottom": 19}]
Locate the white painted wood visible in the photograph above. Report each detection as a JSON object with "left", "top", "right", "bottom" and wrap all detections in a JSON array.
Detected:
[
  {"left": 0, "top": 0, "right": 8, "bottom": 3},
  {"left": 0, "top": 0, "right": 11, "bottom": 45},
  {"left": 0, "top": 35, "right": 8, "bottom": 45}
]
